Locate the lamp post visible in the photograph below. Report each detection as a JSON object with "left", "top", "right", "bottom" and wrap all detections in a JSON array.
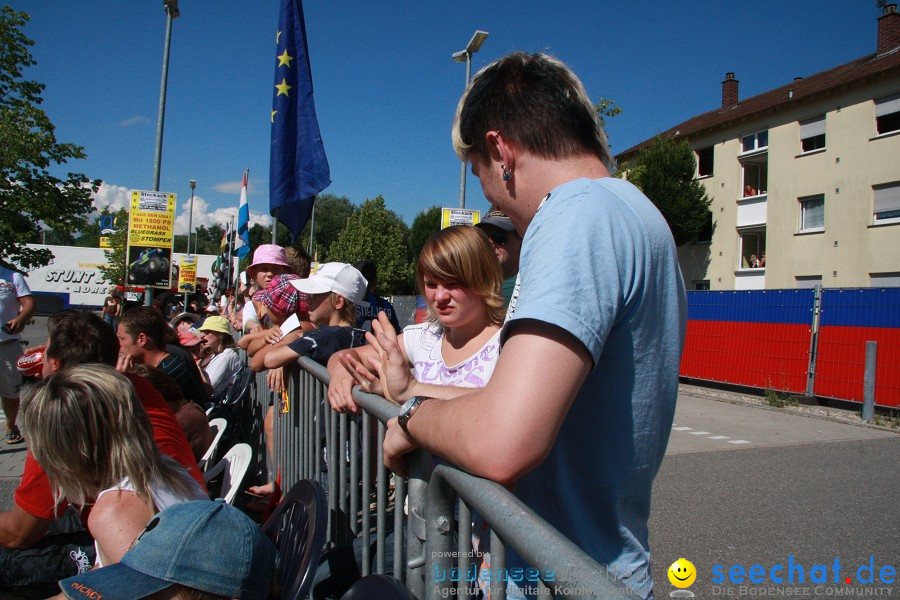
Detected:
[
  {"left": 146, "top": 0, "right": 179, "bottom": 306},
  {"left": 183, "top": 179, "right": 195, "bottom": 309},
  {"left": 452, "top": 30, "right": 489, "bottom": 209}
]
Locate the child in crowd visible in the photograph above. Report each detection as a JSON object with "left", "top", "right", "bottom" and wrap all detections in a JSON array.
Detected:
[
  {"left": 257, "top": 262, "right": 369, "bottom": 370},
  {"left": 247, "top": 263, "right": 369, "bottom": 501},
  {"left": 241, "top": 244, "right": 295, "bottom": 333}
]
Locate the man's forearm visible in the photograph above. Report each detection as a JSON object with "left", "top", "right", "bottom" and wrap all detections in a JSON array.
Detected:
[{"left": 0, "top": 505, "right": 51, "bottom": 549}]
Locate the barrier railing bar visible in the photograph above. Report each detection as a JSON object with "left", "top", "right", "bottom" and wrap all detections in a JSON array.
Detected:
[
  {"left": 338, "top": 412, "right": 348, "bottom": 541},
  {"left": 376, "top": 421, "right": 387, "bottom": 575},
  {"left": 393, "top": 475, "right": 406, "bottom": 583},
  {"left": 282, "top": 357, "right": 629, "bottom": 599},
  {"left": 457, "top": 501, "right": 472, "bottom": 588},
  {"left": 489, "top": 528, "right": 506, "bottom": 600},
  {"left": 361, "top": 411, "right": 372, "bottom": 576},
  {"left": 426, "top": 463, "right": 639, "bottom": 600},
  {"left": 349, "top": 414, "right": 359, "bottom": 538}
]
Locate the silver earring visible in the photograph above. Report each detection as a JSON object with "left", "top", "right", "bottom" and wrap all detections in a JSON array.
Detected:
[{"left": 501, "top": 164, "right": 511, "bottom": 181}]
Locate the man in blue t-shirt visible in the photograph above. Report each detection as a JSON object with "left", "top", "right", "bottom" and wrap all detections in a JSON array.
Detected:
[{"left": 377, "top": 52, "right": 687, "bottom": 599}]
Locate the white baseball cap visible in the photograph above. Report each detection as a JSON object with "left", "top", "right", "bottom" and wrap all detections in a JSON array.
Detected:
[{"left": 289, "top": 262, "right": 369, "bottom": 307}]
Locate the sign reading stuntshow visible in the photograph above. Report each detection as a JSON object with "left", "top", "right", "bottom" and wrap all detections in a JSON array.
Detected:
[{"left": 127, "top": 190, "right": 176, "bottom": 289}]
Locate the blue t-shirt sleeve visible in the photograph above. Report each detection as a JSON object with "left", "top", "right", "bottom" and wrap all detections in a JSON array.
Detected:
[{"left": 505, "top": 180, "right": 649, "bottom": 366}]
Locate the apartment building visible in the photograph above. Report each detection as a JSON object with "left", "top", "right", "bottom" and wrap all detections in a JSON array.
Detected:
[{"left": 616, "top": 5, "right": 900, "bottom": 291}]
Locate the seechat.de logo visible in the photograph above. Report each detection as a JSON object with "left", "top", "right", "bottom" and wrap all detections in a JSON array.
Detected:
[{"left": 668, "top": 558, "right": 697, "bottom": 598}]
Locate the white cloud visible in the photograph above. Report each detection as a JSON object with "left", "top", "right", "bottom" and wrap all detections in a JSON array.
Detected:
[
  {"left": 211, "top": 177, "right": 262, "bottom": 195},
  {"left": 174, "top": 195, "right": 272, "bottom": 234},
  {"left": 91, "top": 182, "right": 131, "bottom": 212},
  {"left": 119, "top": 115, "right": 149, "bottom": 127}
]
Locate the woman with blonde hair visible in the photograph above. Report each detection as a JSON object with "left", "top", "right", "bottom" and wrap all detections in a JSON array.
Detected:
[
  {"left": 21, "top": 364, "right": 208, "bottom": 569},
  {"left": 328, "top": 224, "right": 505, "bottom": 412}
]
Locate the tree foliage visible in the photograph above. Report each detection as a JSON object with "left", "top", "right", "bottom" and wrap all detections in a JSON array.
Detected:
[
  {"left": 594, "top": 97, "right": 622, "bottom": 130},
  {"left": 298, "top": 194, "right": 355, "bottom": 261},
  {"left": 0, "top": 7, "right": 100, "bottom": 271},
  {"left": 327, "top": 196, "right": 413, "bottom": 294},
  {"left": 627, "top": 136, "right": 712, "bottom": 246},
  {"left": 408, "top": 205, "right": 441, "bottom": 263},
  {"left": 99, "top": 208, "right": 129, "bottom": 286}
]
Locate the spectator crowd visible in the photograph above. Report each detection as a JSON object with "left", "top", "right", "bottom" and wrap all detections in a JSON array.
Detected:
[{"left": 0, "top": 51, "right": 685, "bottom": 600}]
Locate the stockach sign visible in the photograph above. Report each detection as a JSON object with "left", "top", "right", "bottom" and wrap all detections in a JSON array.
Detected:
[
  {"left": 126, "top": 190, "right": 176, "bottom": 289},
  {"left": 440, "top": 208, "right": 481, "bottom": 229}
]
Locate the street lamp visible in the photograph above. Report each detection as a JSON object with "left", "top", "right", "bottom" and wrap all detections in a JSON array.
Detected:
[
  {"left": 452, "top": 30, "right": 489, "bottom": 209},
  {"left": 183, "top": 179, "right": 195, "bottom": 308},
  {"left": 147, "top": 0, "right": 179, "bottom": 307}
]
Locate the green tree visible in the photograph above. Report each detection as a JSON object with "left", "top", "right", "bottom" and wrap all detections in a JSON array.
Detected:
[
  {"left": 594, "top": 97, "right": 622, "bottom": 129},
  {"left": 99, "top": 208, "right": 129, "bottom": 286},
  {"left": 298, "top": 194, "right": 355, "bottom": 261},
  {"left": 0, "top": 7, "right": 100, "bottom": 271},
  {"left": 628, "top": 137, "right": 712, "bottom": 246},
  {"left": 327, "top": 196, "right": 413, "bottom": 294},
  {"left": 408, "top": 205, "right": 441, "bottom": 263}
]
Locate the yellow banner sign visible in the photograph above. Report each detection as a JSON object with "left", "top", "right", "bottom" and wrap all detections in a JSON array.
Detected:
[
  {"left": 441, "top": 207, "right": 481, "bottom": 229},
  {"left": 126, "top": 190, "right": 176, "bottom": 289},
  {"left": 178, "top": 256, "right": 197, "bottom": 293}
]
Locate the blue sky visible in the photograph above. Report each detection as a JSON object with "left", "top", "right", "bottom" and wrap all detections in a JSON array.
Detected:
[{"left": 16, "top": 1, "right": 882, "bottom": 233}]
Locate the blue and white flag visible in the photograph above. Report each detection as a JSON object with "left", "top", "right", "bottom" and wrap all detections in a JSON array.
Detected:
[
  {"left": 270, "top": 0, "right": 330, "bottom": 240},
  {"left": 235, "top": 171, "right": 251, "bottom": 259}
]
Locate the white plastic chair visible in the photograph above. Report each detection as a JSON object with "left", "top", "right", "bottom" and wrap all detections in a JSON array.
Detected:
[
  {"left": 203, "top": 443, "right": 252, "bottom": 505},
  {"left": 199, "top": 418, "right": 227, "bottom": 471}
]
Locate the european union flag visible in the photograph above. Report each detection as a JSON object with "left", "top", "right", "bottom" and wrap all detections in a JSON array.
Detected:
[{"left": 270, "top": 0, "right": 330, "bottom": 240}]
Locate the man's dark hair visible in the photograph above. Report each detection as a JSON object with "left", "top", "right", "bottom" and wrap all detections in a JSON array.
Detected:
[
  {"left": 45, "top": 310, "right": 119, "bottom": 368},
  {"left": 119, "top": 306, "right": 168, "bottom": 349},
  {"left": 453, "top": 52, "right": 610, "bottom": 167},
  {"left": 354, "top": 260, "right": 377, "bottom": 292}
]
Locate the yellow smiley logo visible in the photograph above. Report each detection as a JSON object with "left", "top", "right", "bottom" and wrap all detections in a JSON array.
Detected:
[{"left": 668, "top": 558, "right": 697, "bottom": 588}]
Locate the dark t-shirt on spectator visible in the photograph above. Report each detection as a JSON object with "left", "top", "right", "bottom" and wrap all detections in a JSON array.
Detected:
[
  {"left": 161, "top": 344, "right": 207, "bottom": 405},
  {"left": 286, "top": 326, "right": 367, "bottom": 366}
]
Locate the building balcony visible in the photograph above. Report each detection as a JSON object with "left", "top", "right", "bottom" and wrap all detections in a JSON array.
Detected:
[{"left": 737, "top": 194, "right": 767, "bottom": 227}]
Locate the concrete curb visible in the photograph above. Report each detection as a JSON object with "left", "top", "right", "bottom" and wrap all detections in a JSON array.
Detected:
[{"left": 679, "top": 383, "right": 899, "bottom": 434}]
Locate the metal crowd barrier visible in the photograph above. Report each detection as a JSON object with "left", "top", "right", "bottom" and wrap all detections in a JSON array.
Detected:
[{"left": 252, "top": 357, "right": 637, "bottom": 600}]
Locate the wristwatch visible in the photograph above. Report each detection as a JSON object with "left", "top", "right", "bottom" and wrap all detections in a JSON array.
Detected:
[{"left": 397, "top": 396, "right": 427, "bottom": 433}]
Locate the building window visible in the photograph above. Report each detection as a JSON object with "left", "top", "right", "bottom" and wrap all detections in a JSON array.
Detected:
[
  {"left": 741, "top": 130, "right": 768, "bottom": 153},
  {"left": 741, "top": 160, "right": 767, "bottom": 197},
  {"left": 875, "top": 93, "right": 900, "bottom": 135},
  {"left": 739, "top": 228, "right": 766, "bottom": 269},
  {"left": 799, "top": 115, "right": 826, "bottom": 152},
  {"left": 799, "top": 195, "right": 825, "bottom": 232},
  {"left": 697, "top": 147, "right": 714, "bottom": 177},
  {"left": 796, "top": 276, "right": 822, "bottom": 289},
  {"left": 693, "top": 280, "right": 710, "bottom": 291},
  {"left": 873, "top": 182, "right": 900, "bottom": 223},
  {"left": 870, "top": 272, "right": 900, "bottom": 287}
]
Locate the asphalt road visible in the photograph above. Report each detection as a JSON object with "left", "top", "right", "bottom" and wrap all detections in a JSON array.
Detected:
[{"left": 651, "top": 392, "right": 898, "bottom": 598}]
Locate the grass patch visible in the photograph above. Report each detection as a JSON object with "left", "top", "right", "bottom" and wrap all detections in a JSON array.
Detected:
[{"left": 764, "top": 388, "right": 798, "bottom": 408}]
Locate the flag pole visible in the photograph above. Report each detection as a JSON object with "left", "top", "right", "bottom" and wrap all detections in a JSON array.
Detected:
[
  {"left": 307, "top": 198, "right": 315, "bottom": 256},
  {"left": 271, "top": 207, "right": 278, "bottom": 244}
]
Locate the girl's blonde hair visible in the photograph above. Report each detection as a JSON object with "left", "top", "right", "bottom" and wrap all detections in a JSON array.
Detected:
[
  {"left": 21, "top": 364, "right": 197, "bottom": 510},
  {"left": 416, "top": 226, "right": 505, "bottom": 325}
]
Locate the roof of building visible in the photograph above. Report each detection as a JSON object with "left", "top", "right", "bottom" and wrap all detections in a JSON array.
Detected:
[{"left": 615, "top": 46, "right": 900, "bottom": 161}]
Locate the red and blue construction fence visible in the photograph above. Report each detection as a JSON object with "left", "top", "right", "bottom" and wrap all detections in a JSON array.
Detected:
[{"left": 680, "top": 288, "right": 900, "bottom": 408}]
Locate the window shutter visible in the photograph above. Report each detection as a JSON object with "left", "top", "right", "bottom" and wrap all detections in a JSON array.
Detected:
[
  {"left": 875, "top": 94, "right": 900, "bottom": 117},
  {"left": 800, "top": 115, "right": 825, "bottom": 138}
]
